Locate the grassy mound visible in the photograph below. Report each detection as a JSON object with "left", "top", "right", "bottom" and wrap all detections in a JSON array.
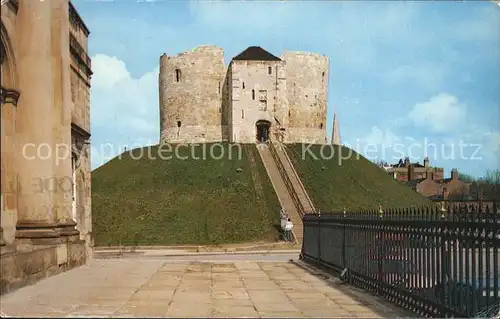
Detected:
[
  {"left": 92, "top": 143, "right": 281, "bottom": 246},
  {"left": 286, "top": 144, "right": 432, "bottom": 211}
]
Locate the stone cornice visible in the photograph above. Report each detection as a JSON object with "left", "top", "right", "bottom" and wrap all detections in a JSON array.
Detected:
[
  {"left": 0, "top": 86, "right": 20, "bottom": 106},
  {"left": 71, "top": 123, "right": 91, "bottom": 140},
  {"left": 69, "top": 32, "right": 92, "bottom": 77},
  {"left": 70, "top": 65, "right": 91, "bottom": 88},
  {"left": 69, "top": 1, "right": 90, "bottom": 36}
]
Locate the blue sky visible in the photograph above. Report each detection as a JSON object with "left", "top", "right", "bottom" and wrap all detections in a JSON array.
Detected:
[{"left": 74, "top": 0, "right": 500, "bottom": 178}]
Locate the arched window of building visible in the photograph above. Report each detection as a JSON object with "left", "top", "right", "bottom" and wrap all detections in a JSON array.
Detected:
[
  {"left": 177, "top": 121, "right": 182, "bottom": 127},
  {"left": 252, "top": 89, "right": 255, "bottom": 100},
  {"left": 175, "top": 69, "right": 181, "bottom": 82}
]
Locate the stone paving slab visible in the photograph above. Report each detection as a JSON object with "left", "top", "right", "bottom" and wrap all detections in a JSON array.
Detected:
[{"left": 0, "top": 257, "right": 409, "bottom": 318}]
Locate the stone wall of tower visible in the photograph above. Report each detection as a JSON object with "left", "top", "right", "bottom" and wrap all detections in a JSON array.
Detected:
[
  {"left": 159, "top": 46, "right": 227, "bottom": 144},
  {"left": 229, "top": 60, "right": 288, "bottom": 143},
  {"left": 281, "top": 52, "right": 328, "bottom": 144}
]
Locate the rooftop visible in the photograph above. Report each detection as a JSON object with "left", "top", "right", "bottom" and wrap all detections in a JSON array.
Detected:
[{"left": 232, "top": 46, "right": 282, "bottom": 61}]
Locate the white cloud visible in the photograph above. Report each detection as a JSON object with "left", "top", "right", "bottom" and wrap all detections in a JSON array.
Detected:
[
  {"left": 91, "top": 54, "right": 131, "bottom": 89},
  {"left": 90, "top": 54, "right": 159, "bottom": 169},
  {"left": 359, "top": 126, "right": 401, "bottom": 147},
  {"left": 408, "top": 93, "right": 467, "bottom": 133}
]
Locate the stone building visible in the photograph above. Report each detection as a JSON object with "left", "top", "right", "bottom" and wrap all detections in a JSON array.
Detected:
[
  {"left": 384, "top": 157, "right": 444, "bottom": 182},
  {"left": 159, "top": 46, "right": 329, "bottom": 144},
  {"left": 1, "top": 0, "right": 92, "bottom": 294}
]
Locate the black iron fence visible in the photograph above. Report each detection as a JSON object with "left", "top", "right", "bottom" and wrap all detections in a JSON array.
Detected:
[{"left": 301, "top": 204, "right": 500, "bottom": 318}]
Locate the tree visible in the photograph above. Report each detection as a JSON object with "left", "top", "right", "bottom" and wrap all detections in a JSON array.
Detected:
[
  {"left": 458, "top": 173, "right": 476, "bottom": 183},
  {"left": 460, "top": 169, "right": 500, "bottom": 185},
  {"left": 483, "top": 169, "right": 500, "bottom": 185}
]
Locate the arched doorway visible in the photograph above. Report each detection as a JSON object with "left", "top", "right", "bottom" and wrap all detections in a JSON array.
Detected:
[{"left": 256, "top": 120, "right": 271, "bottom": 143}]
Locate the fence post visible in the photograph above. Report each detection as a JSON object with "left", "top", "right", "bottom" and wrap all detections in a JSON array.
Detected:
[
  {"left": 440, "top": 205, "right": 451, "bottom": 308},
  {"left": 378, "top": 205, "right": 384, "bottom": 296},
  {"left": 342, "top": 208, "right": 346, "bottom": 269},
  {"left": 317, "top": 212, "right": 321, "bottom": 263}
]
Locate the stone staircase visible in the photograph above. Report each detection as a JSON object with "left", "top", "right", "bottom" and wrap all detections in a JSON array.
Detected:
[
  {"left": 272, "top": 143, "right": 316, "bottom": 214},
  {"left": 256, "top": 141, "right": 315, "bottom": 244}
]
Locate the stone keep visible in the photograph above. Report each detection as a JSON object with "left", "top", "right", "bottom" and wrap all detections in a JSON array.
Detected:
[{"left": 159, "top": 46, "right": 329, "bottom": 144}]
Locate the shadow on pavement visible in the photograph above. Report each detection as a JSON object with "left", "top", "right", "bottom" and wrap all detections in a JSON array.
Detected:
[{"left": 290, "top": 259, "right": 417, "bottom": 318}]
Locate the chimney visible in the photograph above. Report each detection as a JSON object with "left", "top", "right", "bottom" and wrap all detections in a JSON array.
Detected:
[
  {"left": 443, "top": 187, "right": 449, "bottom": 201},
  {"left": 426, "top": 171, "right": 434, "bottom": 180},
  {"left": 408, "top": 166, "right": 415, "bottom": 181},
  {"left": 451, "top": 168, "right": 458, "bottom": 180},
  {"left": 424, "top": 157, "right": 430, "bottom": 168},
  {"left": 404, "top": 157, "right": 410, "bottom": 168}
]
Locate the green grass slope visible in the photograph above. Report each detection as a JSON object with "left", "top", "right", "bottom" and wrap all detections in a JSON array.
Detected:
[
  {"left": 92, "top": 143, "right": 281, "bottom": 246},
  {"left": 286, "top": 144, "right": 432, "bottom": 211}
]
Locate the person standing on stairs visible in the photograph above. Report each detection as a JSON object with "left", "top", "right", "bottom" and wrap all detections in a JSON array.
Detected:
[
  {"left": 284, "top": 218, "right": 294, "bottom": 242},
  {"left": 280, "top": 209, "right": 287, "bottom": 240}
]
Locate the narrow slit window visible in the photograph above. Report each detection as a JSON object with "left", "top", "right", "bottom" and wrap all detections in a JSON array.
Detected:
[
  {"left": 252, "top": 89, "right": 255, "bottom": 100},
  {"left": 175, "top": 69, "right": 181, "bottom": 82},
  {"left": 241, "top": 110, "right": 244, "bottom": 119},
  {"left": 242, "top": 82, "right": 245, "bottom": 89},
  {"left": 320, "top": 123, "right": 323, "bottom": 129},
  {"left": 218, "top": 82, "right": 221, "bottom": 94},
  {"left": 268, "top": 66, "right": 272, "bottom": 75}
]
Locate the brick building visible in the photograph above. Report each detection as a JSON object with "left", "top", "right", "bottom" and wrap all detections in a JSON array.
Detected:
[
  {"left": 407, "top": 168, "right": 470, "bottom": 198},
  {"left": 382, "top": 157, "right": 444, "bottom": 182},
  {"left": 380, "top": 157, "right": 469, "bottom": 199}
]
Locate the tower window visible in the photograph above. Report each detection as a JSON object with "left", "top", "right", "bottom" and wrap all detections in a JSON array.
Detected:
[
  {"left": 288, "top": 110, "right": 291, "bottom": 117},
  {"left": 241, "top": 110, "right": 244, "bottom": 119},
  {"left": 177, "top": 121, "right": 182, "bottom": 127},
  {"left": 175, "top": 69, "right": 181, "bottom": 82},
  {"left": 252, "top": 89, "right": 255, "bottom": 100},
  {"left": 320, "top": 123, "right": 323, "bottom": 129},
  {"left": 218, "top": 82, "right": 221, "bottom": 94},
  {"left": 268, "top": 66, "right": 272, "bottom": 75},
  {"left": 242, "top": 82, "right": 245, "bottom": 89}
]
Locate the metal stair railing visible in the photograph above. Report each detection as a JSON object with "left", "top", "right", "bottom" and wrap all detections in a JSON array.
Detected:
[
  {"left": 267, "top": 139, "right": 305, "bottom": 219},
  {"left": 277, "top": 143, "right": 316, "bottom": 214}
]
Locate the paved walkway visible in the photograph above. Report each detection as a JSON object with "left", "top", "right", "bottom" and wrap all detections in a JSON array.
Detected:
[{"left": 0, "top": 254, "right": 408, "bottom": 318}]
